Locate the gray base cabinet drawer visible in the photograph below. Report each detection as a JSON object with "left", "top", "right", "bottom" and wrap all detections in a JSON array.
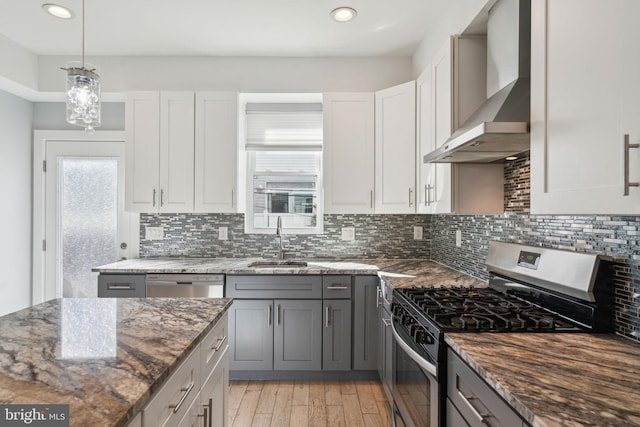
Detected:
[
  {"left": 322, "top": 275, "right": 352, "bottom": 298},
  {"left": 447, "top": 349, "right": 525, "bottom": 427},
  {"left": 226, "top": 275, "right": 322, "bottom": 299},
  {"left": 98, "top": 274, "right": 146, "bottom": 297}
]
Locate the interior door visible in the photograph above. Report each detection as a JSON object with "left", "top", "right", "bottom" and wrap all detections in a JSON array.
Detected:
[{"left": 42, "top": 138, "right": 135, "bottom": 300}]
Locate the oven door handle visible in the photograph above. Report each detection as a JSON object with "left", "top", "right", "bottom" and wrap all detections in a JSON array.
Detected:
[{"left": 391, "top": 322, "right": 437, "bottom": 378}]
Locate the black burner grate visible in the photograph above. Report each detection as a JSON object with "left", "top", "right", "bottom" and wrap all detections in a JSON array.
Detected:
[{"left": 398, "top": 287, "right": 576, "bottom": 332}]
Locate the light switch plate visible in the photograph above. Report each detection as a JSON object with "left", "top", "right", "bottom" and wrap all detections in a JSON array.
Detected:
[
  {"left": 341, "top": 227, "right": 355, "bottom": 241},
  {"left": 413, "top": 226, "right": 423, "bottom": 240},
  {"left": 218, "top": 227, "right": 228, "bottom": 240},
  {"left": 145, "top": 226, "right": 164, "bottom": 240}
]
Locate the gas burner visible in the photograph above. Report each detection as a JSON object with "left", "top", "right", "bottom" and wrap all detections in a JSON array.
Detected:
[{"left": 396, "top": 286, "right": 579, "bottom": 332}]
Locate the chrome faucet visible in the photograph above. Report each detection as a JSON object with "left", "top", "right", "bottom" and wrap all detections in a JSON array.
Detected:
[{"left": 275, "top": 216, "right": 286, "bottom": 260}]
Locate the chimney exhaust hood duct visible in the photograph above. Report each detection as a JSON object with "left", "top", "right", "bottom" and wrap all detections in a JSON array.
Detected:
[{"left": 424, "top": 0, "right": 531, "bottom": 164}]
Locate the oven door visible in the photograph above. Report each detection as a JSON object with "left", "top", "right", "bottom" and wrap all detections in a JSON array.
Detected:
[{"left": 391, "top": 322, "right": 440, "bottom": 427}]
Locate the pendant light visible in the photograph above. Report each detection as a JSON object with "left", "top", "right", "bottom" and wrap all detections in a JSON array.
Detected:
[{"left": 62, "top": 0, "right": 100, "bottom": 132}]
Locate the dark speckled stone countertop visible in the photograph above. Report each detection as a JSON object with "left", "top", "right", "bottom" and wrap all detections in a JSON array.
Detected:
[
  {"left": 0, "top": 297, "right": 232, "bottom": 427},
  {"left": 446, "top": 333, "right": 640, "bottom": 427},
  {"left": 92, "top": 258, "right": 487, "bottom": 289}
]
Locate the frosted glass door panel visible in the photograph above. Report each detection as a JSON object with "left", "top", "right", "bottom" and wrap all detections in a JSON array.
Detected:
[{"left": 60, "top": 158, "right": 118, "bottom": 297}]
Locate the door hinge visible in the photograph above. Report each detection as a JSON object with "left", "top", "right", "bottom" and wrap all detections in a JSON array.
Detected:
[
  {"left": 42, "top": 160, "right": 46, "bottom": 172},
  {"left": 42, "top": 240, "right": 46, "bottom": 251}
]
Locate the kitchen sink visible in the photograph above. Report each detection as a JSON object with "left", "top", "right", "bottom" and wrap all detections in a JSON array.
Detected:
[{"left": 247, "top": 260, "right": 308, "bottom": 268}]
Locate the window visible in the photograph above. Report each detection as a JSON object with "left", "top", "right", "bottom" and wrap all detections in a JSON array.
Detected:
[{"left": 242, "top": 97, "right": 323, "bottom": 234}]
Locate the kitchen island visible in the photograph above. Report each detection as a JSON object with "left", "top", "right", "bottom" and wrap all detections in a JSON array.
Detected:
[{"left": 0, "top": 297, "right": 232, "bottom": 427}]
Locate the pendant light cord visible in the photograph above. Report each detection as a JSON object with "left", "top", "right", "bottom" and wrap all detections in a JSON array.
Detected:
[{"left": 81, "top": 0, "right": 85, "bottom": 69}]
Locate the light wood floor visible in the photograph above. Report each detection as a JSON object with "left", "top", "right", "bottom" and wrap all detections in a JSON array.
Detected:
[{"left": 228, "top": 380, "right": 392, "bottom": 427}]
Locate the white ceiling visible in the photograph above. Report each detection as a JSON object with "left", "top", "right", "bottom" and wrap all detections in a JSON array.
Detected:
[{"left": 0, "top": 0, "right": 462, "bottom": 57}]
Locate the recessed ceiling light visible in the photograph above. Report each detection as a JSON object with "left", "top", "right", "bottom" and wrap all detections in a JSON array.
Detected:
[
  {"left": 42, "top": 3, "right": 74, "bottom": 19},
  {"left": 331, "top": 7, "right": 357, "bottom": 23},
  {"left": 505, "top": 156, "right": 518, "bottom": 161}
]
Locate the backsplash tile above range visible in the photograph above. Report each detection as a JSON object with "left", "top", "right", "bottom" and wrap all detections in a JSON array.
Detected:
[{"left": 140, "top": 213, "right": 430, "bottom": 259}]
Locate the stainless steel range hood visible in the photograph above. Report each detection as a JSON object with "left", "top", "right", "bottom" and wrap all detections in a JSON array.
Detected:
[{"left": 424, "top": 0, "right": 531, "bottom": 164}]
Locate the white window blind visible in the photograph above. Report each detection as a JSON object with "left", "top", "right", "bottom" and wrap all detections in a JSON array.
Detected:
[{"left": 245, "top": 103, "right": 323, "bottom": 151}]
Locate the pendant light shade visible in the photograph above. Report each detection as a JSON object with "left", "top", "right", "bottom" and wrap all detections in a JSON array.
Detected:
[
  {"left": 65, "top": 62, "right": 101, "bottom": 131},
  {"left": 63, "top": 0, "right": 100, "bottom": 132}
]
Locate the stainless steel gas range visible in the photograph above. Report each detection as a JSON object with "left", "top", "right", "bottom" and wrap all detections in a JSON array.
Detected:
[{"left": 389, "top": 241, "right": 613, "bottom": 427}]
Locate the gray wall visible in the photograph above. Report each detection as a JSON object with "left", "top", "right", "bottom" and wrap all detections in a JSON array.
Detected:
[{"left": 0, "top": 90, "right": 33, "bottom": 316}]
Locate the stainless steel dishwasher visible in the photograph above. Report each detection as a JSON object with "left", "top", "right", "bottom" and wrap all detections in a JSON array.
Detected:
[{"left": 146, "top": 274, "right": 225, "bottom": 298}]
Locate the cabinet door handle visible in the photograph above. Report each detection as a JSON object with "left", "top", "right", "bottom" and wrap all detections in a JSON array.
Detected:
[
  {"left": 408, "top": 188, "right": 413, "bottom": 207},
  {"left": 152, "top": 189, "right": 157, "bottom": 207},
  {"left": 207, "top": 397, "right": 213, "bottom": 427},
  {"left": 212, "top": 335, "right": 227, "bottom": 352},
  {"left": 624, "top": 134, "right": 639, "bottom": 196},
  {"left": 160, "top": 189, "right": 165, "bottom": 207},
  {"left": 376, "top": 287, "right": 382, "bottom": 308},
  {"left": 424, "top": 185, "right": 428, "bottom": 207},
  {"left": 231, "top": 189, "right": 235, "bottom": 208},
  {"left": 457, "top": 391, "right": 490, "bottom": 423},
  {"left": 268, "top": 304, "right": 272, "bottom": 326},
  {"left": 325, "top": 306, "right": 331, "bottom": 328},
  {"left": 170, "top": 381, "right": 194, "bottom": 413},
  {"left": 382, "top": 318, "right": 392, "bottom": 327},
  {"left": 326, "top": 285, "right": 349, "bottom": 290},
  {"left": 370, "top": 190, "right": 374, "bottom": 209},
  {"left": 276, "top": 304, "right": 281, "bottom": 325}
]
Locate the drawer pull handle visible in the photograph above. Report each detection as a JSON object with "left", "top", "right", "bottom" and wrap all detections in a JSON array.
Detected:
[
  {"left": 457, "top": 391, "right": 490, "bottom": 423},
  {"left": 107, "top": 284, "right": 132, "bottom": 290},
  {"left": 327, "top": 285, "right": 349, "bottom": 290},
  {"left": 212, "top": 335, "right": 227, "bottom": 352},
  {"left": 624, "top": 134, "right": 639, "bottom": 196},
  {"left": 376, "top": 287, "right": 382, "bottom": 308},
  {"left": 170, "top": 381, "right": 194, "bottom": 413}
]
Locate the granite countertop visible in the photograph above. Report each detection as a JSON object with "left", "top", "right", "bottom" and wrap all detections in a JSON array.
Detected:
[
  {"left": 92, "top": 258, "right": 487, "bottom": 289},
  {"left": 0, "top": 297, "right": 232, "bottom": 427},
  {"left": 446, "top": 333, "right": 640, "bottom": 427}
]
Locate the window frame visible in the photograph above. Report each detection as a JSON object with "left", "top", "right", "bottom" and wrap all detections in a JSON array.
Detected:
[{"left": 239, "top": 93, "right": 324, "bottom": 235}]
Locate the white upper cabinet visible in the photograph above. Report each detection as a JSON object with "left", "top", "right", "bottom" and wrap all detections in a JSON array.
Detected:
[
  {"left": 160, "top": 92, "right": 195, "bottom": 212},
  {"left": 323, "top": 93, "right": 375, "bottom": 214},
  {"left": 418, "top": 36, "right": 502, "bottom": 214},
  {"left": 195, "top": 92, "right": 238, "bottom": 213},
  {"left": 531, "top": 0, "right": 640, "bottom": 214},
  {"left": 126, "top": 91, "right": 194, "bottom": 213},
  {"left": 417, "top": 40, "right": 453, "bottom": 214},
  {"left": 375, "top": 81, "right": 417, "bottom": 214},
  {"left": 125, "top": 92, "right": 160, "bottom": 212},
  {"left": 126, "top": 91, "right": 239, "bottom": 214}
]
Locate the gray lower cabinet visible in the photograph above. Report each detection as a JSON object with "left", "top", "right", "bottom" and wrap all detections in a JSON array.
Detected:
[
  {"left": 97, "top": 273, "right": 146, "bottom": 297},
  {"left": 274, "top": 299, "right": 322, "bottom": 370},
  {"left": 322, "top": 299, "right": 352, "bottom": 370},
  {"left": 227, "top": 275, "right": 323, "bottom": 371},
  {"left": 228, "top": 298, "right": 323, "bottom": 371},
  {"left": 353, "top": 275, "right": 379, "bottom": 370},
  {"left": 377, "top": 289, "right": 393, "bottom": 403},
  {"left": 228, "top": 299, "right": 273, "bottom": 370},
  {"left": 447, "top": 349, "right": 527, "bottom": 427}
]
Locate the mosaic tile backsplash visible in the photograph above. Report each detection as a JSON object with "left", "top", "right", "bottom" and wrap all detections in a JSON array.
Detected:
[
  {"left": 139, "top": 155, "right": 639, "bottom": 342},
  {"left": 140, "top": 214, "right": 431, "bottom": 259}
]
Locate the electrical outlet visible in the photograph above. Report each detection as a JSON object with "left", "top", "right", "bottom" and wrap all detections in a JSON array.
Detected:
[
  {"left": 413, "top": 226, "right": 423, "bottom": 240},
  {"left": 145, "top": 226, "right": 164, "bottom": 240},
  {"left": 341, "top": 227, "right": 355, "bottom": 241},
  {"left": 455, "top": 230, "right": 462, "bottom": 247},
  {"left": 218, "top": 227, "right": 228, "bottom": 240}
]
